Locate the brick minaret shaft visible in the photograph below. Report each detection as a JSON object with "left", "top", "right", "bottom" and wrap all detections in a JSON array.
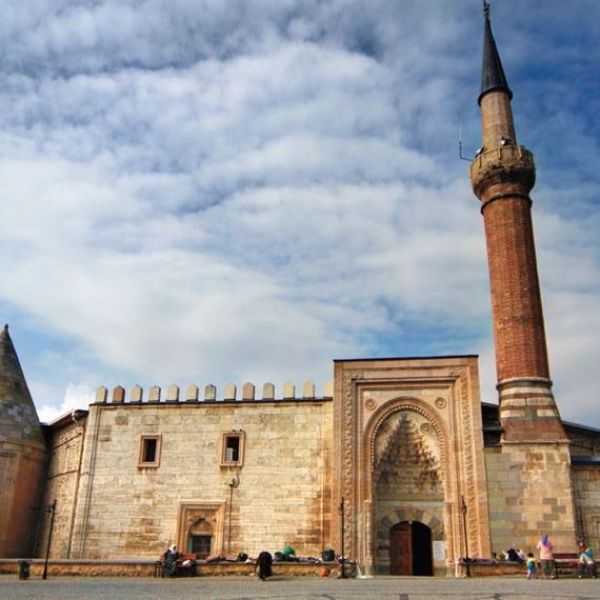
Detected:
[{"left": 470, "top": 4, "right": 566, "bottom": 443}]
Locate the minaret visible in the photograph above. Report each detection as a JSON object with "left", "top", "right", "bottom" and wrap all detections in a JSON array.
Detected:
[
  {"left": 0, "top": 324, "right": 47, "bottom": 557},
  {"left": 471, "top": 1, "right": 565, "bottom": 443},
  {"left": 470, "top": 2, "right": 576, "bottom": 552}
]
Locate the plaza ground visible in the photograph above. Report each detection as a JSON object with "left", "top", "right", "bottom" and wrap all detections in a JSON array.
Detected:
[{"left": 1, "top": 575, "right": 600, "bottom": 600}]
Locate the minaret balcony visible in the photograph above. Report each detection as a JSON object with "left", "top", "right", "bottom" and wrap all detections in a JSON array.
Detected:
[{"left": 470, "top": 144, "right": 536, "bottom": 199}]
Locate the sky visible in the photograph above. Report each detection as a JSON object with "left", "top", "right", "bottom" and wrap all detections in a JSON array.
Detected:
[{"left": 0, "top": 0, "right": 598, "bottom": 428}]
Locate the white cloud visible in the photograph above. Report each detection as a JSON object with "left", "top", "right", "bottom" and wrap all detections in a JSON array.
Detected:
[
  {"left": 37, "top": 383, "right": 95, "bottom": 424},
  {"left": 0, "top": 1, "right": 599, "bottom": 429}
]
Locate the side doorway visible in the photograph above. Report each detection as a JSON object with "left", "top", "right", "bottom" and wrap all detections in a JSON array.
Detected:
[{"left": 389, "top": 521, "right": 433, "bottom": 576}]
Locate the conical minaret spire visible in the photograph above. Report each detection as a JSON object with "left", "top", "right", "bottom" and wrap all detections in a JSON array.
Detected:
[
  {"left": 479, "top": 0, "right": 512, "bottom": 104},
  {"left": 476, "top": 1, "right": 517, "bottom": 153}
]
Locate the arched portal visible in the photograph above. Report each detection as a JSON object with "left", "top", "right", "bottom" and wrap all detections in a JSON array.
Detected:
[
  {"left": 372, "top": 409, "right": 445, "bottom": 574},
  {"left": 390, "top": 521, "right": 433, "bottom": 576},
  {"left": 333, "top": 358, "right": 493, "bottom": 576}
]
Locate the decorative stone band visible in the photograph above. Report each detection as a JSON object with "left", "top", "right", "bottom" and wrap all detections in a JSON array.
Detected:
[
  {"left": 496, "top": 377, "right": 567, "bottom": 443},
  {"left": 470, "top": 144, "right": 535, "bottom": 199}
]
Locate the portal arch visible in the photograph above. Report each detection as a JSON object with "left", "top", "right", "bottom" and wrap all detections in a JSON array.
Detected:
[{"left": 365, "top": 400, "right": 448, "bottom": 574}]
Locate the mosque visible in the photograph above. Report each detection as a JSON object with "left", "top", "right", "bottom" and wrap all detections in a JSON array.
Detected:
[{"left": 1, "top": 4, "right": 598, "bottom": 576}]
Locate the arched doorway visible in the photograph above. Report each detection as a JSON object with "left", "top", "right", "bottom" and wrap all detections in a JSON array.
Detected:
[{"left": 389, "top": 521, "right": 433, "bottom": 575}]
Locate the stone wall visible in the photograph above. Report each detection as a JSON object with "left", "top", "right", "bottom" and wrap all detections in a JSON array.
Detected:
[
  {"left": 0, "top": 442, "right": 46, "bottom": 558},
  {"left": 485, "top": 443, "right": 576, "bottom": 556},
  {"left": 38, "top": 415, "right": 87, "bottom": 558},
  {"left": 56, "top": 397, "right": 332, "bottom": 560},
  {"left": 566, "top": 425, "right": 600, "bottom": 456},
  {"left": 572, "top": 464, "right": 600, "bottom": 555},
  {"left": 0, "top": 558, "right": 339, "bottom": 578}
]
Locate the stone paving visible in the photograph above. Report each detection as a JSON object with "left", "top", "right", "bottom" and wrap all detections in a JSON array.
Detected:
[{"left": 1, "top": 575, "right": 600, "bottom": 600}]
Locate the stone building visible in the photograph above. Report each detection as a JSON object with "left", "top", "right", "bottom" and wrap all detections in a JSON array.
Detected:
[{"left": 1, "top": 5, "right": 599, "bottom": 576}]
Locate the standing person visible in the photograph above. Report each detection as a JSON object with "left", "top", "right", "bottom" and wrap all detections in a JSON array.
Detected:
[
  {"left": 536, "top": 534, "right": 555, "bottom": 579},
  {"left": 526, "top": 552, "right": 537, "bottom": 579},
  {"left": 257, "top": 551, "right": 273, "bottom": 581}
]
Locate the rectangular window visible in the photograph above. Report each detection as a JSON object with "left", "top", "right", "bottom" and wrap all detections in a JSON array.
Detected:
[
  {"left": 138, "top": 435, "right": 161, "bottom": 467},
  {"left": 191, "top": 535, "right": 212, "bottom": 559},
  {"left": 221, "top": 431, "right": 245, "bottom": 466}
]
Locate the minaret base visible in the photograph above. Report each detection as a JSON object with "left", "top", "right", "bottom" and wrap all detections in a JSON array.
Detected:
[
  {"left": 498, "top": 378, "right": 567, "bottom": 444},
  {"left": 484, "top": 377, "right": 577, "bottom": 555},
  {"left": 485, "top": 438, "right": 577, "bottom": 556}
]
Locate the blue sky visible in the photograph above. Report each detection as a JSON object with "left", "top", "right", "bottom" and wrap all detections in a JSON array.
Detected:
[{"left": 1, "top": 0, "right": 598, "bottom": 427}]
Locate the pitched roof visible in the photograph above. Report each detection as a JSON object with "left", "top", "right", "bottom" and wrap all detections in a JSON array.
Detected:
[{"left": 0, "top": 324, "right": 46, "bottom": 449}]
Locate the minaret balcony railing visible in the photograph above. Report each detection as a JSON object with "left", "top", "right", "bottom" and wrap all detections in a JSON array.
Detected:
[{"left": 470, "top": 144, "right": 536, "bottom": 198}]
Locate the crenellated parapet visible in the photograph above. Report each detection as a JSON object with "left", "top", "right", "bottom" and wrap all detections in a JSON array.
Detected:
[
  {"left": 470, "top": 144, "right": 535, "bottom": 202},
  {"left": 94, "top": 380, "right": 333, "bottom": 405}
]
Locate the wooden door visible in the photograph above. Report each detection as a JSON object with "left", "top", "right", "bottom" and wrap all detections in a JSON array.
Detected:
[{"left": 390, "top": 522, "right": 412, "bottom": 575}]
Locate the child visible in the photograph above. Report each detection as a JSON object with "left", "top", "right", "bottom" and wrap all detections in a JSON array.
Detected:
[{"left": 526, "top": 552, "right": 536, "bottom": 579}]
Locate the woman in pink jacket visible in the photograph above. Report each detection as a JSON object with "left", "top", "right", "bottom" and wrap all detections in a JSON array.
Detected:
[{"left": 536, "top": 534, "right": 555, "bottom": 579}]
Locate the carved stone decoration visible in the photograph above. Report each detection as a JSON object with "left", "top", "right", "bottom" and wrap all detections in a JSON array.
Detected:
[
  {"left": 420, "top": 422, "right": 433, "bottom": 434},
  {"left": 378, "top": 422, "right": 391, "bottom": 434},
  {"left": 435, "top": 397, "right": 447, "bottom": 409},
  {"left": 339, "top": 369, "right": 364, "bottom": 555},
  {"left": 177, "top": 502, "right": 226, "bottom": 557},
  {"left": 333, "top": 357, "right": 491, "bottom": 576},
  {"left": 365, "top": 398, "right": 377, "bottom": 411},
  {"left": 369, "top": 400, "right": 447, "bottom": 476},
  {"left": 375, "top": 413, "right": 442, "bottom": 500}
]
